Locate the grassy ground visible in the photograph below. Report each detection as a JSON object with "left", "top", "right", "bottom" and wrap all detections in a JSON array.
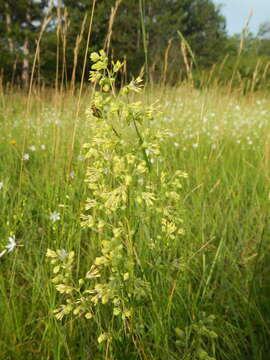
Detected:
[{"left": 0, "top": 86, "right": 270, "bottom": 359}]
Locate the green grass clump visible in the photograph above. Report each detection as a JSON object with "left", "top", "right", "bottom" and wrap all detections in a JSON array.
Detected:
[{"left": 0, "top": 61, "right": 270, "bottom": 358}]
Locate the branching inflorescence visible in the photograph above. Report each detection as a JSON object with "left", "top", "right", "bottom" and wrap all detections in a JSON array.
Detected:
[{"left": 47, "top": 50, "right": 187, "bottom": 347}]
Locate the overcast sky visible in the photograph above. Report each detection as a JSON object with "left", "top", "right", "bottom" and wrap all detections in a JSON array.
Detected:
[{"left": 213, "top": 0, "right": 270, "bottom": 35}]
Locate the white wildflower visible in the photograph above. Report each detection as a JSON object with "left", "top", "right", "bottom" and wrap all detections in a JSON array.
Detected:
[
  {"left": 6, "top": 236, "right": 17, "bottom": 252},
  {"left": 0, "top": 236, "right": 22, "bottom": 258},
  {"left": 50, "top": 211, "right": 61, "bottom": 223},
  {"left": 22, "top": 153, "right": 30, "bottom": 161}
]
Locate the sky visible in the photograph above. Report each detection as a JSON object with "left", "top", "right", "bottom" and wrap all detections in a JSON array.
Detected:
[{"left": 213, "top": 0, "right": 270, "bottom": 35}]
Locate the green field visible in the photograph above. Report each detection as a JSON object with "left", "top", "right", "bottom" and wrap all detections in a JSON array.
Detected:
[{"left": 0, "top": 81, "right": 270, "bottom": 359}]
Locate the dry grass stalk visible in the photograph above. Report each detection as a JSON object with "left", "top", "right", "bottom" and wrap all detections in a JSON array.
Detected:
[
  {"left": 139, "top": 0, "right": 149, "bottom": 83},
  {"left": 250, "top": 58, "right": 261, "bottom": 93},
  {"left": 205, "top": 63, "right": 216, "bottom": 88},
  {"left": 55, "top": 1, "right": 62, "bottom": 95},
  {"left": 219, "top": 54, "right": 229, "bottom": 73},
  {"left": 228, "top": 10, "right": 253, "bottom": 94},
  {"left": 261, "top": 61, "right": 270, "bottom": 89},
  {"left": 37, "top": 40, "right": 41, "bottom": 95},
  {"left": 76, "top": 0, "right": 97, "bottom": 113},
  {"left": 181, "top": 40, "right": 193, "bottom": 84},
  {"left": 104, "top": 0, "right": 123, "bottom": 53},
  {"left": 19, "top": 6, "right": 52, "bottom": 207},
  {"left": 67, "top": 0, "right": 97, "bottom": 175},
  {"left": 216, "top": 54, "right": 229, "bottom": 87},
  {"left": 162, "top": 39, "right": 173, "bottom": 86},
  {"left": 71, "top": 13, "right": 88, "bottom": 95},
  {"left": 27, "top": 8, "right": 52, "bottom": 113},
  {"left": 149, "top": 59, "right": 157, "bottom": 84},
  {"left": 60, "top": 8, "right": 70, "bottom": 97}
]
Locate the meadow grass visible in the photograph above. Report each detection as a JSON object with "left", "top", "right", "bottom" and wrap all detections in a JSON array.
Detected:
[{"left": 0, "top": 85, "right": 270, "bottom": 359}]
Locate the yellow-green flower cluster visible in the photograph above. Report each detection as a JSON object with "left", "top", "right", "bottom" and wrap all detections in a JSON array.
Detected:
[{"left": 47, "top": 50, "right": 187, "bottom": 345}]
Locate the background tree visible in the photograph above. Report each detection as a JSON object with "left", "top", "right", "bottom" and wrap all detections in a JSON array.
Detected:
[
  {"left": 1, "top": 0, "right": 269, "bottom": 88},
  {"left": 0, "top": 0, "right": 48, "bottom": 87}
]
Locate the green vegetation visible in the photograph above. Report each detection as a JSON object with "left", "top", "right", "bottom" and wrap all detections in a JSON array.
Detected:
[
  {"left": 1, "top": 50, "right": 270, "bottom": 357},
  {"left": 1, "top": 1, "right": 270, "bottom": 359}
]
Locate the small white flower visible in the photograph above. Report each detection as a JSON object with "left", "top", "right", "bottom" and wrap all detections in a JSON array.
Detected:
[
  {"left": 0, "top": 182, "right": 3, "bottom": 190},
  {"left": 41, "top": 144, "right": 46, "bottom": 150},
  {"left": 29, "top": 145, "right": 36, "bottom": 152},
  {"left": 77, "top": 155, "right": 84, "bottom": 161},
  {"left": 192, "top": 143, "right": 199, "bottom": 148},
  {"left": 22, "top": 153, "right": 30, "bottom": 161},
  {"left": 6, "top": 236, "right": 17, "bottom": 253},
  {"left": 0, "top": 236, "right": 22, "bottom": 258},
  {"left": 50, "top": 211, "right": 60, "bottom": 223}
]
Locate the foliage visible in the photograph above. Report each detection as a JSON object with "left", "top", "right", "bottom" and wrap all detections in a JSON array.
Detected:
[
  {"left": 0, "top": 0, "right": 233, "bottom": 85},
  {"left": 0, "top": 0, "right": 48, "bottom": 84},
  {"left": 1, "top": 0, "right": 270, "bottom": 88},
  {"left": 47, "top": 51, "right": 187, "bottom": 353},
  {"left": 0, "top": 79, "right": 270, "bottom": 358}
]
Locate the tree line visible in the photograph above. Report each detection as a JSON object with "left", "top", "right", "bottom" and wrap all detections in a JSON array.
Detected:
[{"left": 0, "top": 0, "right": 269, "bottom": 90}]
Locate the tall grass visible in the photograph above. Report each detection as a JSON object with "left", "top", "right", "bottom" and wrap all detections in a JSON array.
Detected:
[
  {"left": 0, "top": 83, "right": 270, "bottom": 359},
  {"left": 1, "top": 3, "right": 270, "bottom": 359}
]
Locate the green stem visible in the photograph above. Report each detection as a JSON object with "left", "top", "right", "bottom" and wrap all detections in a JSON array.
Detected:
[{"left": 132, "top": 117, "right": 151, "bottom": 172}]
